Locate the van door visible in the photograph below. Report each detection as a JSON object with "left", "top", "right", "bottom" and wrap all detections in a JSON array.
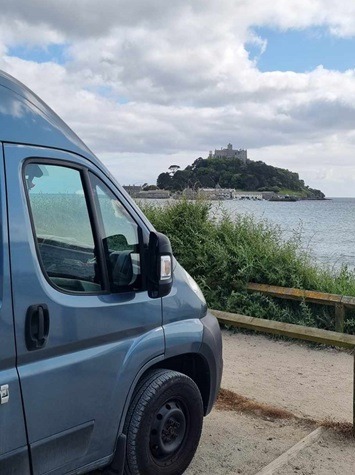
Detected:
[
  {"left": 0, "top": 146, "right": 31, "bottom": 474},
  {"left": 4, "top": 144, "right": 164, "bottom": 474}
]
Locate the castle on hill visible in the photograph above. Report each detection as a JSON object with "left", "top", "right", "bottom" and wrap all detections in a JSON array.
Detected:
[{"left": 209, "top": 143, "right": 247, "bottom": 163}]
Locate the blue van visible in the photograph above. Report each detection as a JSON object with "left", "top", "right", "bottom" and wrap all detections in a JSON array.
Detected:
[{"left": 0, "top": 71, "right": 222, "bottom": 475}]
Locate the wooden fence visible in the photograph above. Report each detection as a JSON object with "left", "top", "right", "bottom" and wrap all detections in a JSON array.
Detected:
[{"left": 247, "top": 282, "right": 355, "bottom": 333}]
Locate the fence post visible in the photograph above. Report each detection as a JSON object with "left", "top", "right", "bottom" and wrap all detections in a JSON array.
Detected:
[
  {"left": 353, "top": 351, "right": 355, "bottom": 437},
  {"left": 334, "top": 303, "right": 345, "bottom": 333}
]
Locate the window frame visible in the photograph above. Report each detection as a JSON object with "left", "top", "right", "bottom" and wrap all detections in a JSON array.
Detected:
[{"left": 22, "top": 158, "right": 145, "bottom": 296}]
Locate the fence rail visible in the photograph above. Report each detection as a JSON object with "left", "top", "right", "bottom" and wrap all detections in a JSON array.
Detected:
[
  {"left": 246, "top": 282, "right": 355, "bottom": 333},
  {"left": 211, "top": 309, "right": 355, "bottom": 435}
]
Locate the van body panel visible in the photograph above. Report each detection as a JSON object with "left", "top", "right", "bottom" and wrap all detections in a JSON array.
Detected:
[
  {"left": 4, "top": 144, "right": 164, "bottom": 472},
  {"left": 0, "top": 145, "right": 30, "bottom": 471},
  {"left": 162, "top": 261, "right": 207, "bottom": 326},
  {"left": 200, "top": 312, "right": 223, "bottom": 414},
  {"left": 0, "top": 447, "right": 31, "bottom": 474},
  {"left": 163, "top": 319, "right": 203, "bottom": 358},
  {"left": 0, "top": 71, "right": 94, "bottom": 159},
  {"left": 30, "top": 420, "right": 95, "bottom": 475}
]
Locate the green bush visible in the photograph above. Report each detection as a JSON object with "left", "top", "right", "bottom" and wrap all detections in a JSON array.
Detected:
[{"left": 139, "top": 199, "right": 355, "bottom": 334}]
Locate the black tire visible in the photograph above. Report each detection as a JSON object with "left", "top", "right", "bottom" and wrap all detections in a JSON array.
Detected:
[{"left": 123, "top": 369, "right": 203, "bottom": 475}]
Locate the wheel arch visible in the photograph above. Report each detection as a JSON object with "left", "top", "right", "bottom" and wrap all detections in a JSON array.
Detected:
[
  {"left": 116, "top": 351, "right": 211, "bottom": 436},
  {"left": 148, "top": 353, "right": 211, "bottom": 415}
]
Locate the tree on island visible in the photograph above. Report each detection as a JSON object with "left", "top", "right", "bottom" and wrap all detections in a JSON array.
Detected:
[{"left": 168, "top": 165, "right": 180, "bottom": 176}]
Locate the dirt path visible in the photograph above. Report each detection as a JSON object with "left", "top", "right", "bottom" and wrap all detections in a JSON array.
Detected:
[
  {"left": 185, "top": 410, "right": 312, "bottom": 475},
  {"left": 272, "top": 429, "right": 355, "bottom": 475},
  {"left": 221, "top": 329, "right": 353, "bottom": 423},
  {"left": 186, "top": 410, "right": 355, "bottom": 475},
  {"left": 185, "top": 329, "right": 355, "bottom": 474}
]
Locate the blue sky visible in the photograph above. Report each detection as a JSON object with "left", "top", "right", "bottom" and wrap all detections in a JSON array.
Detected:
[
  {"left": 247, "top": 27, "right": 355, "bottom": 73},
  {"left": 8, "top": 43, "right": 69, "bottom": 65}
]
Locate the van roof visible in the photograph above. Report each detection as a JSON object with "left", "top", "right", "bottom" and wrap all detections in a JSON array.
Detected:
[{"left": 0, "top": 70, "right": 96, "bottom": 160}]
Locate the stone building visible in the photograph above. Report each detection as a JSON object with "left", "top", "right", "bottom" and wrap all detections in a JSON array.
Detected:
[
  {"left": 182, "top": 187, "right": 234, "bottom": 200},
  {"left": 123, "top": 185, "right": 142, "bottom": 197},
  {"left": 136, "top": 190, "right": 170, "bottom": 199},
  {"left": 209, "top": 143, "right": 247, "bottom": 163},
  {"left": 234, "top": 191, "right": 263, "bottom": 200}
]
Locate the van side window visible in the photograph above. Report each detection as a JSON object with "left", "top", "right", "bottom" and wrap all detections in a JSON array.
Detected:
[
  {"left": 25, "top": 164, "right": 103, "bottom": 293},
  {"left": 89, "top": 174, "right": 142, "bottom": 292}
]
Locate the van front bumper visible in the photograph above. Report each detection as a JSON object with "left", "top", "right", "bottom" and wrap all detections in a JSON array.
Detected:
[{"left": 200, "top": 311, "right": 223, "bottom": 415}]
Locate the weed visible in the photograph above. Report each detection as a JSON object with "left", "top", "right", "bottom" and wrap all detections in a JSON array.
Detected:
[{"left": 139, "top": 199, "right": 355, "bottom": 334}]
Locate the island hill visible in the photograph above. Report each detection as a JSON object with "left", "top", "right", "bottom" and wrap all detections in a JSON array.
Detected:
[{"left": 153, "top": 144, "right": 325, "bottom": 201}]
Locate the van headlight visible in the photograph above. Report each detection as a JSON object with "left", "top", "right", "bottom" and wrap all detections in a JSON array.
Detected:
[{"left": 184, "top": 270, "right": 206, "bottom": 304}]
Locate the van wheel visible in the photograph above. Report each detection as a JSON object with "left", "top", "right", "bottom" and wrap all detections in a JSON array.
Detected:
[{"left": 123, "top": 369, "right": 203, "bottom": 475}]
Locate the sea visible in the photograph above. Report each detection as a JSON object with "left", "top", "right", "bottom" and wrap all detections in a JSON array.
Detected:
[
  {"left": 213, "top": 198, "right": 355, "bottom": 271},
  {"left": 142, "top": 197, "right": 355, "bottom": 271}
]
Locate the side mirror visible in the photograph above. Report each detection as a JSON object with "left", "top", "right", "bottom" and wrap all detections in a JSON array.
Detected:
[{"left": 147, "top": 231, "right": 173, "bottom": 298}]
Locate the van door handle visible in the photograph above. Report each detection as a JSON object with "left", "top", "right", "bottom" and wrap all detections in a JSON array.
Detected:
[{"left": 25, "top": 304, "right": 50, "bottom": 351}]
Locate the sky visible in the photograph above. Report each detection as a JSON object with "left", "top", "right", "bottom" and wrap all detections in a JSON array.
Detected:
[{"left": 1, "top": 1, "right": 355, "bottom": 197}]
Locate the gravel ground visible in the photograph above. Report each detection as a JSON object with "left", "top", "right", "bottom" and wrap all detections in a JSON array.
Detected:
[
  {"left": 185, "top": 410, "right": 312, "bottom": 474},
  {"left": 272, "top": 429, "right": 355, "bottom": 475},
  {"left": 185, "top": 329, "right": 354, "bottom": 474},
  {"left": 221, "top": 329, "right": 353, "bottom": 423}
]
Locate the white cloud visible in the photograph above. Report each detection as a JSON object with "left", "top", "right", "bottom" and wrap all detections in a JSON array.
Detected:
[{"left": 0, "top": 1, "right": 355, "bottom": 195}]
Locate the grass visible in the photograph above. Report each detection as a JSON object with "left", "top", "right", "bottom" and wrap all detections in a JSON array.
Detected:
[{"left": 139, "top": 199, "right": 355, "bottom": 334}]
